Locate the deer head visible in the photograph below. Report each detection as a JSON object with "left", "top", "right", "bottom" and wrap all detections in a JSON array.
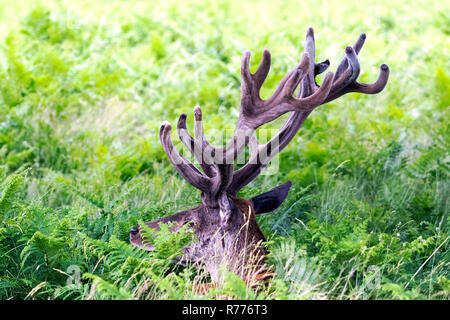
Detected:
[{"left": 130, "top": 28, "right": 389, "bottom": 282}]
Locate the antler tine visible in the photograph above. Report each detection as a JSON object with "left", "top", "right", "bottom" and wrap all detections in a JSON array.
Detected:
[
  {"left": 342, "top": 46, "right": 361, "bottom": 85},
  {"left": 160, "top": 122, "right": 211, "bottom": 192},
  {"left": 315, "top": 59, "right": 330, "bottom": 75},
  {"left": 353, "top": 33, "right": 367, "bottom": 54},
  {"left": 241, "top": 49, "right": 272, "bottom": 99},
  {"left": 193, "top": 106, "right": 217, "bottom": 165},
  {"left": 177, "top": 111, "right": 217, "bottom": 177},
  {"left": 324, "top": 33, "right": 389, "bottom": 103},
  {"left": 300, "top": 27, "right": 317, "bottom": 97},
  {"left": 176, "top": 113, "right": 194, "bottom": 153},
  {"left": 325, "top": 47, "right": 360, "bottom": 99},
  {"left": 335, "top": 33, "right": 366, "bottom": 79},
  {"left": 351, "top": 64, "right": 390, "bottom": 94},
  {"left": 253, "top": 49, "right": 272, "bottom": 90}
]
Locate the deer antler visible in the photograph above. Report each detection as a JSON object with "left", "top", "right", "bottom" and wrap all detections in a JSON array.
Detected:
[
  {"left": 227, "top": 28, "right": 389, "bottom": 195},
  {"left": 159, "top": 27, "right": 389, "bottom": 209}
]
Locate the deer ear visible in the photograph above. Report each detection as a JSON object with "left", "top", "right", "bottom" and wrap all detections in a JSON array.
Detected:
[{"left": 251, "top": 181, "right": 292, "bottom": 214}]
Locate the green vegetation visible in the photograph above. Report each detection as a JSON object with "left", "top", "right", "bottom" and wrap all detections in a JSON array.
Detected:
[{"left": 0, "top": 0, "right": 448, "bottom": 299}]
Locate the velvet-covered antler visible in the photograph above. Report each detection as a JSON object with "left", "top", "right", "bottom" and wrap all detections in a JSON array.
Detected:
[
  {"left": 159, "top": 27, "right": 389, "bottom": 209},
  {"left": 226, "top": 28, "right": 389, "bottom": 195}
]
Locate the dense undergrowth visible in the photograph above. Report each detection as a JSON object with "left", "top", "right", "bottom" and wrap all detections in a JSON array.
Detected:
[{"left": 0, "top": 0, "right": 448, "bottom": 299}]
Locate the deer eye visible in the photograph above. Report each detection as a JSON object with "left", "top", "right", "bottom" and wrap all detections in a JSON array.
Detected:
[{"left": 130, "top": 227, "right": 139, "bottom": 235}]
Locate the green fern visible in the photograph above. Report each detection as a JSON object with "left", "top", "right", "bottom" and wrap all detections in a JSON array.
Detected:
[
  {"left": 20, "top": 231, "right": 66, "bottom": 269},
  {"left": 268, "top": 239, "right": 319, "bottom": 295},
  {"left": 139, "top": 221, "right": 196, "bottom": 261},
  {"left": 0, "top": 173, "right": 24, "bottom": 219},
  {"left": 80, "top": 233, "right": 147, "bottom": 270},
  {"left": 83, "top": 273, "right": 134, "bottom": 300}
]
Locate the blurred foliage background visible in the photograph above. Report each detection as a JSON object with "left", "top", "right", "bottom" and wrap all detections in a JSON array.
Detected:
[{"left": 0, "top": 0, "right": 448, "bottom": 299}]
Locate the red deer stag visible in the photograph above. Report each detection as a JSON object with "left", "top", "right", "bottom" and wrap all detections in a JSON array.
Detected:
[{"left": 130, "top": 27, "right": 389, "bottom": 284}]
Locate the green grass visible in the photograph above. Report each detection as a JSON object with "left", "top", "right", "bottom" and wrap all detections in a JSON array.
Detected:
[{"left": 0, "top": 0, "right": 448, "bottom": 299}]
